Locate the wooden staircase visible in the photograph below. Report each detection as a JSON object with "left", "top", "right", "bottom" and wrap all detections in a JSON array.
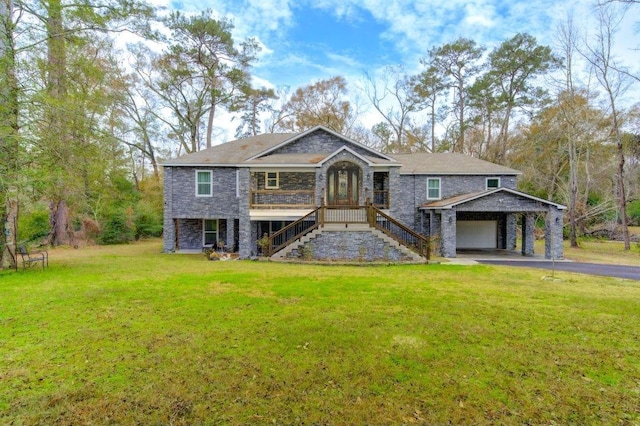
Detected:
[{"left": 266, "top": 205, "right": 430, "bottom": 261}]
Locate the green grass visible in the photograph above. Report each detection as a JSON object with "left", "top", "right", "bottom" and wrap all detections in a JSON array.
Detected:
[
  {"left": 531, "top": 238, "right": 640, "bottom": 266},
  {"left": 2, "top": 240, "right": 640, "bottom": 425}
]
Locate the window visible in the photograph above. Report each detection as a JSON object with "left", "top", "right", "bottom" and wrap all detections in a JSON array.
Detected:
[
  {"left": 203, "top": 219, "right": 218, "bottom": 246},
  {"left": 486, "top": 177, "right": 500, "bottom": 190},
  {"left": 265, "top": 172, "right": 279, "bottom": 189},
  {"left": 427, "top": 178, "right": 441, "bottom": 200},
  {"left": 196, "top": 170, "right": 212, "bottom": 196}
]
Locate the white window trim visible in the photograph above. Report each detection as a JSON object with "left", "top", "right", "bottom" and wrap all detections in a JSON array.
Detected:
[
  {"left": 195, "top": 170, "right": 213, "bottom": 197},
  {"left": 202, "top": 219, "right": 218, "bottom": 247},
  {"left": 265, "top": 171, "right": 279, "bottom": 189},
  {"left": 427, "top": 177, "right": 441, "bottom": 200},
  {"left": 486, "top": 177, "right": 501, "bottom": 190}
]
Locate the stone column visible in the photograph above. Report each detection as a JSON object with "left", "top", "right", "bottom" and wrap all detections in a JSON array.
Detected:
[
  {"left": 316, "top": 167, "right": 324, "bottom": 206},
  {"left": 506, "top": 213, "right": 517, "bottom": 250},
  {"left": 162, "top": 167, "right": 175, "bottom": 252},
  {"left": 440, "top": 209, "right": 457, "bottom": 258},
  {"left": 521, "top": 213, "right": 535, "bottom": 256},
  {"left": 226, "top": 218, "right": 235, "bottom": 253},
  {"left": 388, "top": 167, "right": 401, "bottom": 219},
  {"left": 545, "top": 207, "right": 564, "bottom": 259},
  {"left": 428, "top": 210, "right": 440, "bottom": 254},
  {"left": 238, "top": 168, "right": 252, "bottom": 258}
]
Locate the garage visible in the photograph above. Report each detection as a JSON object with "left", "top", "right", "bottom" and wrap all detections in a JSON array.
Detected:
[{"left": 456, "top": 220, "right": 497, "bottom": 249}]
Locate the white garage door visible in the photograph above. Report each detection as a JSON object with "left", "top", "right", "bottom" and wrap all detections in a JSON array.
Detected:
[{"left": 456, "top": 220, "right": 497, "bottom": 249}]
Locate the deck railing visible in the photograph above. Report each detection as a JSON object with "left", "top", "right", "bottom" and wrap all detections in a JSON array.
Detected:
[
  {"left": 367, "top": 205, "right": 430, "bottom": 259},
  {"left": 267, "top": 208, "right": 320, "bottom": 256},
  {"left": 266, "top": 204, "right": 429, "bottom": 259}
]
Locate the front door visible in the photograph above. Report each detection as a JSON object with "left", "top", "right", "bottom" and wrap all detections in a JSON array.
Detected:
[{"left": 327, "top": 162, "right": 360, "bottom": 205}]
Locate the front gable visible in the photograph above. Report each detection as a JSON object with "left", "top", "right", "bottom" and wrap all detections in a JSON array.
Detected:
[
  {"left": 421, "top": 188, "right": 566, "bottom": 213},
  {"left": 247, "top": 126, "right": 393, "bottom": 162}
]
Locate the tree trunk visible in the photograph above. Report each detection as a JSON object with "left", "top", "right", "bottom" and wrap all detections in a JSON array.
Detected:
[
  {"left": 615, "top": 129, "right": 630, "bottom": 249},
  {"left": 44, "top": 0, "right": 75, "bottom": 246},
  {"left": 1, "top": 194, "right": 18, "bottom": 270},
  {"left": 1, "top": 0, "right": 19, "bottom": 270},
  {"left": 568, "top": 132, "right": 579, "bottom": 247},
  {"left": 206, "top": 101, "right": 215, "bottom": 149},
  {"left": 48, "top": 200, "right": 71, "bottom": 246}
]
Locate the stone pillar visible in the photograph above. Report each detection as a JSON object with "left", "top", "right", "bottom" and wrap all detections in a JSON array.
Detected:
[
  {"left": 427, "top": 210, "right": 440, "bottom": 254},
  {"left": 316, "top": 168, "right": 324, "bottom": 206},
  {"left": 506, "top": 213, "right": 517, "bottom": 250},
  {"left": 238, "top": 168, "right": 252, "bottom": 258},
  {"left": 163, "top": 167, "right": 175, "bottom": 252},
  {"left": 440, "top": 209, "right": 457, "bottom": 258},
  {"left": 521, "top": 213, "right": 535, "bottom": 256},
  {"left": 388, "top": 167, "right": 401, "bottom": 219},
  {"left": 226, "top": 218, "right": 235, "bottom": 253},
  {"left": 545, "top": 207, "right": 564, "bottom": 259}
]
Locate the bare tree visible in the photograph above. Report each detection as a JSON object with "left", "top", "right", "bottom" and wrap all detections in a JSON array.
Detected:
[
  {"left": 363, "top": 65, "right": 425, "bottom": 153},
  {"left": 582, "top": 4, "right": 634, "bottom": 249}
]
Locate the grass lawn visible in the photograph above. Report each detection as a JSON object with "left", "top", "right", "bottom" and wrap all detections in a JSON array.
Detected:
[
  {"left": 2, "top": 240, "right": 640, "bottom": 424},
  {"left": 558, "top": 237, "right": 640, "bottom": 266}
]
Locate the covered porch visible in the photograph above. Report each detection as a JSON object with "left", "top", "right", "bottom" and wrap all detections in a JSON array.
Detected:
[{"left": 421, "top": 188, "right": 565, "bottom": 259}]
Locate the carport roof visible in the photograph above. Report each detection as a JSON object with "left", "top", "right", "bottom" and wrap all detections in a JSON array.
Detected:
[{"left": 420, "top": 188, "right": 566, "bottom": 210}]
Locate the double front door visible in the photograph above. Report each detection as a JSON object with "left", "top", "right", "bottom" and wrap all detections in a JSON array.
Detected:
[{"left": 327, "top": 162, "right": 360, "bottom": 206}]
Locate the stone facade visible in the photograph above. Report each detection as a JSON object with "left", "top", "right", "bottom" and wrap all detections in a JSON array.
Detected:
[
  {"left": 163, "top": 127, "right": 566, "bottom": 260},
  {"left": 163, "top": 166, "right": 241, "bottom": 252},
  {"left": 252, "top": 171, "right": 315, "bottom": 191},
  {"left": 286, "top": 230, "right": 408, "bottom": 262},
  {"left": 276, "top": 129, "right": 388, "bottom": 160}
]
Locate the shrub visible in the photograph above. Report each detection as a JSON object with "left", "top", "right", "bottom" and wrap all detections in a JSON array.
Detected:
[
  {"left": 18, "top": 207, "right": 50, "bottom": 243},
  {"left": 98, "top": 209, "right": 135, "bottom": 245},
  {"left": 133, "top": 201, "right": 163, "bottom": 239},
  {"left": 628, "top": 199, "right": 640, "bottom": 226}
]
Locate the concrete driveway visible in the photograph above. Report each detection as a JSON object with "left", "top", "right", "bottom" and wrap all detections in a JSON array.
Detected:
[{"left": 447, "top": 250, "right": 640, "bottom": 281}]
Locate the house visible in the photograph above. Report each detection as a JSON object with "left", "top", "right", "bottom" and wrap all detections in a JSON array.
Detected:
[{"left": 162, "top": 126, "right": 565, "bottom": 261}]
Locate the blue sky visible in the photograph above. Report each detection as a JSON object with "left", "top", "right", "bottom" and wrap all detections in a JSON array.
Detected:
[
  {"left": 157, "top": 0, "right": 637, "bottom": 89},
  {"left": 151, "top": 0, "right": 638, "bottom": 138}
]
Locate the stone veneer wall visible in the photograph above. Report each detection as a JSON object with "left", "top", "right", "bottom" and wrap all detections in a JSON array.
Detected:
[
  {"left": 276, "top": 130, "right": 388, "bottom": 160},
  {"left": 163, "top": 166, "right": 242, "bottom": 252},
  {"left": 252, "top": 171, "right": 315, "bottom": 190},
  {"left": 286, "top": 231, "right": 408, "bottom": 262}
]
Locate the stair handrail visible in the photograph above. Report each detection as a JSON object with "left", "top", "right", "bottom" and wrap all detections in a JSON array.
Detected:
[
  {"left": 367, "top": 204, "right": 430, "bottom": 259},
  {"left": 268, "top": 207, "right": 321, "bottom": 256}
]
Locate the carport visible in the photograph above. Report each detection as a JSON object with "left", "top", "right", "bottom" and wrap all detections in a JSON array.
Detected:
[{"left": 421, "top": 188, "right": 565, "bottom": 259}]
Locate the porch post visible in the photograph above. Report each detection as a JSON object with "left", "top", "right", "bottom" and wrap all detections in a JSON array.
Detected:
[
  {"left": 238, "top": 168, "right": 252, "bottom": 258},
  {"left": 440, "top": 209, "right": 457, "bottom": 258},
  {"left": 506, "top": 213, "right": 517, "bottom": 250},
  {"left": 545, "top": 207, "right": 564, "bottom": 259},
  {"left": 162, "top": 167, "right": 176, "bottom": 252},
  {"left": 521, "top": 213, "right": 535, "bottom": 256},
  {"left": 226, "top": 218, "right": 235, "bottom": 252}
]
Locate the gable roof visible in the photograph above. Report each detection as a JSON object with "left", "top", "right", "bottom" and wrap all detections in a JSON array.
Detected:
[
  {"left": 162, "top": 128, "right": 521, "bottom": 177},
  {"left": 391, "top": 153, "right": 521, "bottom": 175},
  {"left": 162, "top": 133, "right": 295, "bottom": 166},
  {"left": 420, "top": 187, "right": 566, "bottom": 210},
  {"left": 246, "top": 125, "right": 396, "bottom": 162}
]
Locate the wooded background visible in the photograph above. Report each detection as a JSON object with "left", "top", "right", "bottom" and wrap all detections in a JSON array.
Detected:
[{"left": 1, "top": 0, "right": 639, "bottom": 269}]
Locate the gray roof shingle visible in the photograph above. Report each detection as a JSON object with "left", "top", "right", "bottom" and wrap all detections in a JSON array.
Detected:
[
  {"left": 163, "top": 131, "right": 521, "bottom": 176},
  {"left": 390, "top": 153, "right": 521, "bottom": 175}
]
